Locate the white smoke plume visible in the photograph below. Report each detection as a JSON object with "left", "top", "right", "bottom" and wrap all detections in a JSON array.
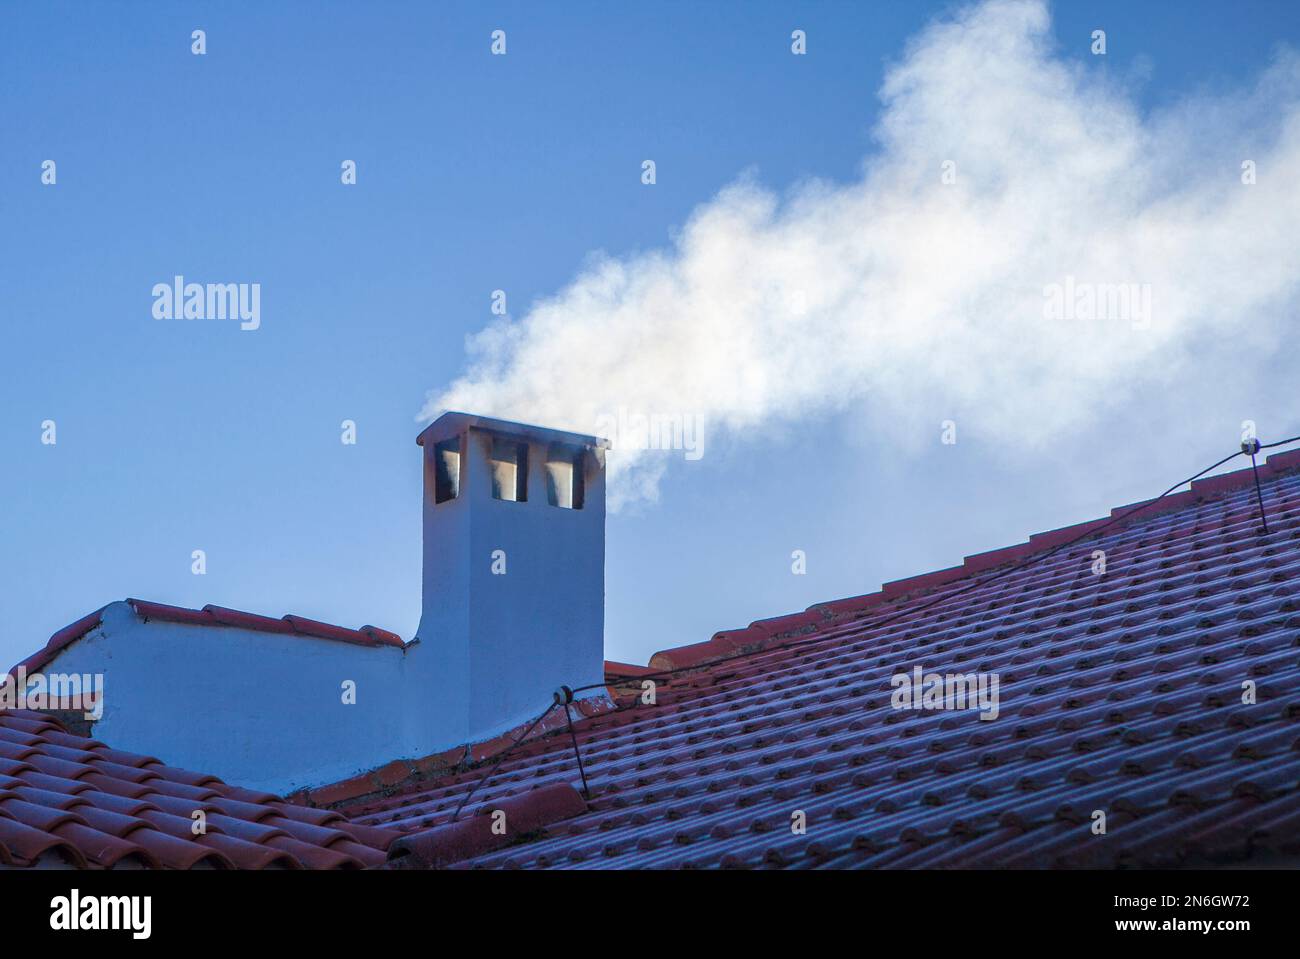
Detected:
[{"left": 422, "top": 0, "right": 1300, "bottom": 510}]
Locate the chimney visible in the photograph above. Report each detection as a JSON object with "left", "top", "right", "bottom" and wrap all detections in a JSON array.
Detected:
[{"left": 415, "top": 412, "right": 610, "bottom": 746}]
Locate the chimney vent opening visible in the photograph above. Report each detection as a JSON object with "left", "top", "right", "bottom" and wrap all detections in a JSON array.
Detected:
[
  {"left": 490, "top": 437, "right": 528, "bottom": 502},
  {"left": 434, "top": 437, "right": 461, "bottom": 503},
  {"left": 545, "top": 445, "right": 585, "bottom": 509}
]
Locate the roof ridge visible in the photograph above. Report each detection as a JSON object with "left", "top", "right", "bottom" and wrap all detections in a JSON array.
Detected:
[
  {"left": 647, "top": 447, "right": 1300, "bottom": 672},
  {"left": 10, "top": 599, "right": 407, "bottom": 678}
]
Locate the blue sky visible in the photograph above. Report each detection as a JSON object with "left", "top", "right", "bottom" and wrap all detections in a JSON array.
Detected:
[{"left": 3, "top": 0, "right": 1299, "bottom": 671}]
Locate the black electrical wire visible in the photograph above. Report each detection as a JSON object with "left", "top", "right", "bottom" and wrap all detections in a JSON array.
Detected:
[
  {"left": 1249, "top": 450, "right": 1271, "bottom": 534},
  {"left": 450, "top": 700, "right": 557, "bottom": 821},
  {"left": 563, "top": 703, "right": 591, "bottom": 799}
]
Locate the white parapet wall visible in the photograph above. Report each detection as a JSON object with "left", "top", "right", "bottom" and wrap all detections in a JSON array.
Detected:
[{"left": 40, "top": 602, "right": 413, "bottom": 795}]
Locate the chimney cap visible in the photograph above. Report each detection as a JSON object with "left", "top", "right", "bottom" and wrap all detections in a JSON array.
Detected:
[{"left": 416, "top": 411, "right": 611, "bottom": 451}]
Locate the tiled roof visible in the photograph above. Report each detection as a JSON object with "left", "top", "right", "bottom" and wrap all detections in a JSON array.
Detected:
[
  {"left": 0, "top": 710, "right": 400, "bottom": 869},
  {"left": 14, "top": 599, "right": 405, "bottom": 676},
  {"left": 333, "top": 449, "right": 1300, "bottom": 869}
]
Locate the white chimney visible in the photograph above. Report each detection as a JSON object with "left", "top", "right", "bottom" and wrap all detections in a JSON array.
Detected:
[{"left": 414, "top": 412, "right": 610, "bottom": 746}]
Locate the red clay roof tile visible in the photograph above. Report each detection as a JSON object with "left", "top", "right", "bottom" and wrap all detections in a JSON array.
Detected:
[
  {"left": 0, "top": 816, "right": 86, "bottom": 867},
  {"left": 195, "top": 833, "right": 301, "bottom": 870},
  {"left": 201, "top": 605, "right": 296, "bottom": 634},
  {"left": 604, "top": 660, "right": 657, "bottom": 679},
  {"left": 387, "top": 783, "right": 588, "bottom": 869},
  {"left": 131, "top": 828, "right": 233, "bottom": 870},
  {"left": 0, "top": 711, "right": 400, "bottom": 869}
]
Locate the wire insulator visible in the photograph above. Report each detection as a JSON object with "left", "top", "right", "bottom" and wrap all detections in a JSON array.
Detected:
[
  {"left": 553, "top": 685, "right": 575, "bottom": 705},
  {"left": 1242, "top": 438, "right": 1262, "bottom": 455}
]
